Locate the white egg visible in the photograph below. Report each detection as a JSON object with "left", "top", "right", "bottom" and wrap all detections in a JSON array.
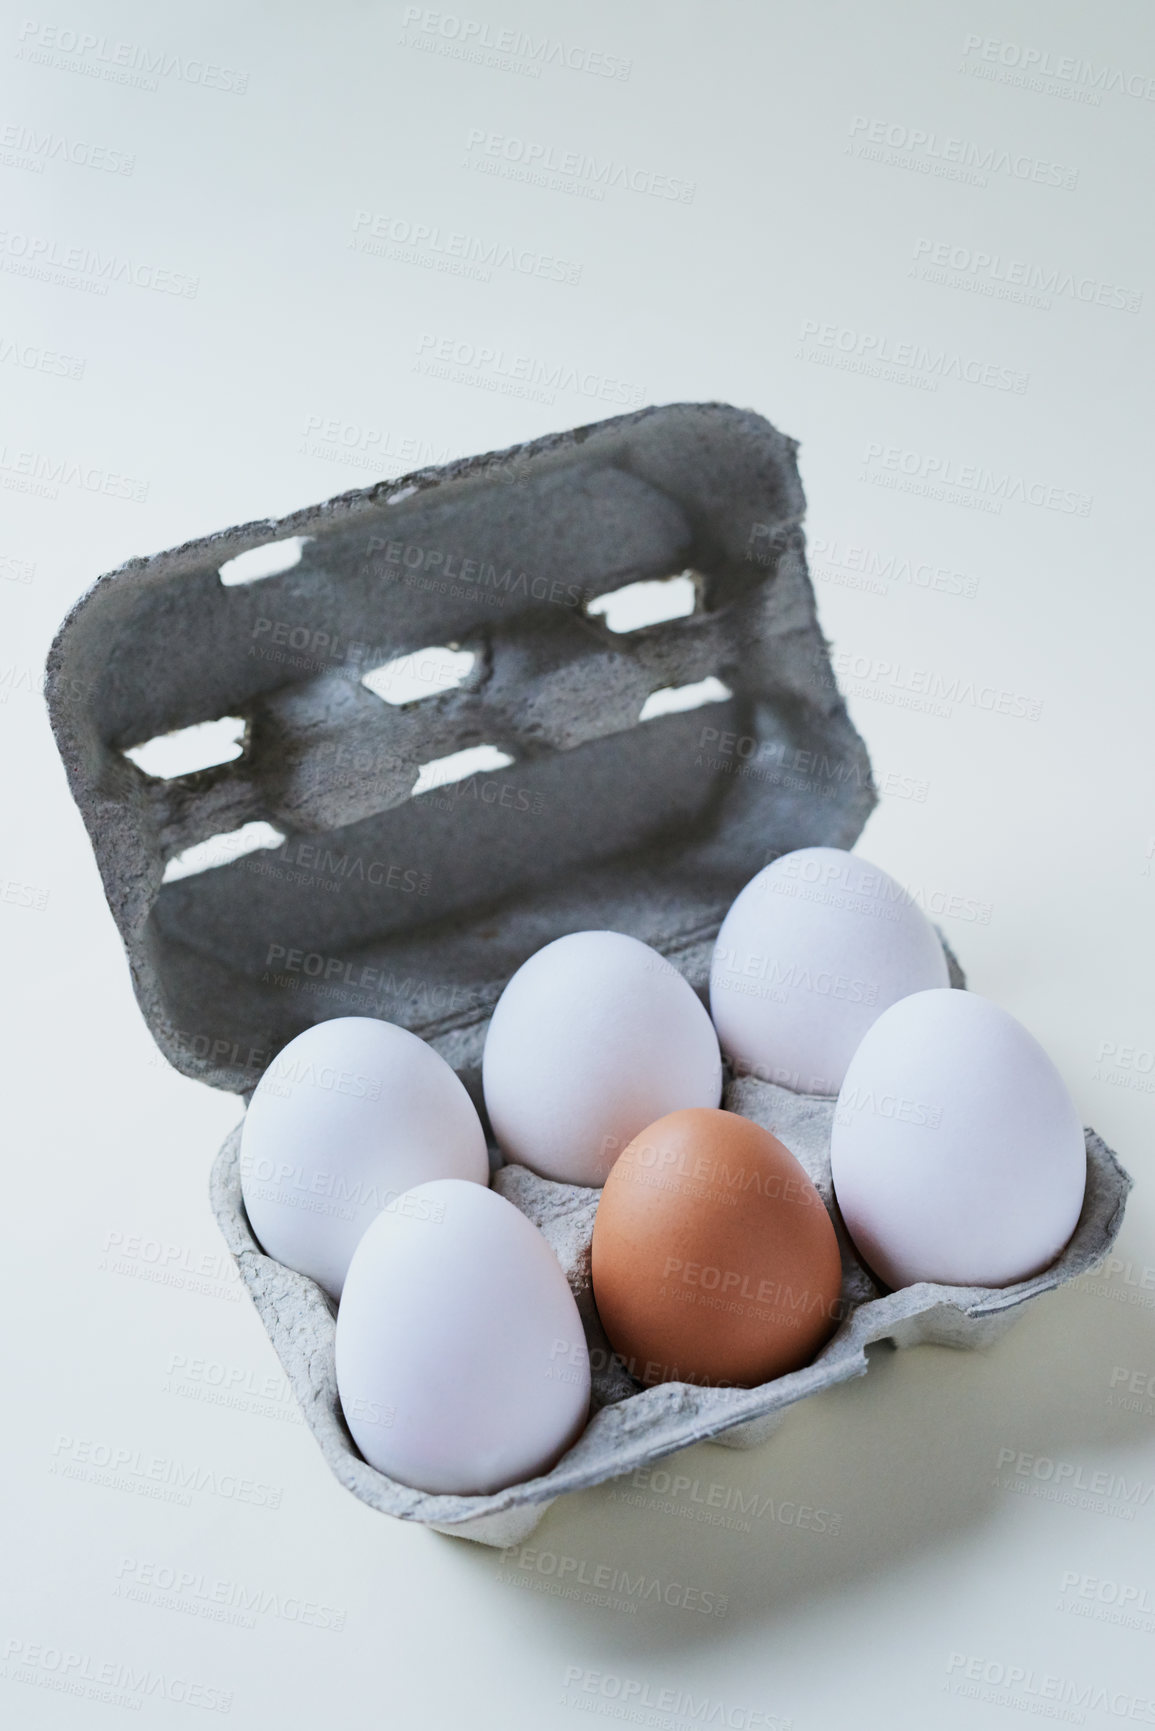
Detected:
[
  {"left": 240, "top": 1016, "right": 488, "bottom": 1300},
  {"left": 830, "top": 989, "right": 1087, "bottom": 1288},
  {"left": 336, "top": 1179, "right": 590, "bottom": 1495},
  {"left": 709, "top": 847, "right": 949, "bottom": 1095},
  {"left": 482, "top": 930, "right": 722, "bottom": 1185}
]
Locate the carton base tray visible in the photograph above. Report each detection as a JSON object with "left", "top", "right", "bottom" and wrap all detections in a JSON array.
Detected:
[{"left": 210, "top": 1073, "right": 1130, "bottom": 1548}]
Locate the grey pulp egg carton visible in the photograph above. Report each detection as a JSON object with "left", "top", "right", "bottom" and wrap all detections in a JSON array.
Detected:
[{"left": 46, "top": 403, "right": 1132, "bottom": 1548}]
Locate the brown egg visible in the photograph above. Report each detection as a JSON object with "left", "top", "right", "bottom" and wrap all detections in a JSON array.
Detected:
[{"left": 591, "top": 1108, "right": 843, "bottom": 1388}]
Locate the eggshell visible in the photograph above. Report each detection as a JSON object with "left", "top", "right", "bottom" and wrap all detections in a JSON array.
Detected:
[
  {"left": 240, "top": 1016, "right": 488, "bottom": 1300},
  {"left": 709, "top": 846, "right": 949, "bottom": 1095},
  {"left": 482, "top": 931, "right": 723, "bottom": 1185},
  {"left": 830, "top": 989, "right": 1087, "bottom": 1288},
  {"left": 335, "top": 1179, "right": 590, "bottom": 1495},
  {"left": 590, "top": 1108, "right": 843, "bottom": 1388}
]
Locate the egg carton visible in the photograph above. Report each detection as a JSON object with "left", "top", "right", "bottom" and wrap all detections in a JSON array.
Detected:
[{"left": 45, "top": 402, "right": 1132, "bottom": 1547}]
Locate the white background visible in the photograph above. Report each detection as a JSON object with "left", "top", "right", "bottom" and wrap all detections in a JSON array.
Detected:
[{"left": 3, "top": 2, "right": 1155, "bottom": 1726}]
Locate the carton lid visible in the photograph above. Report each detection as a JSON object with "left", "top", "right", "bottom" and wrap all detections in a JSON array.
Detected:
[{"left": 45, "top": 402, "right": 875, "bottom": 1094}]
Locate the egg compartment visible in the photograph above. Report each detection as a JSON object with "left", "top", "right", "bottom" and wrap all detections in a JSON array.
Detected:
[
  {"left": 46, "top": 400, "right": 1130, "bottom": 1548},
  {"left": 45, "top": 401, "right": 875, "bottom": 1105}
]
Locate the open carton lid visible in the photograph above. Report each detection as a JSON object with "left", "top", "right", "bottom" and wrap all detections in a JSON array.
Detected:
[{"left": 45, "top": 402, "right": 876, "bottom": 1099}]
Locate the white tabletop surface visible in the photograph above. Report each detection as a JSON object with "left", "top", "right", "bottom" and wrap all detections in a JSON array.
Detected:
[{"left": 3, "top": 2, "right": 1154, "bottom": 1726}]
